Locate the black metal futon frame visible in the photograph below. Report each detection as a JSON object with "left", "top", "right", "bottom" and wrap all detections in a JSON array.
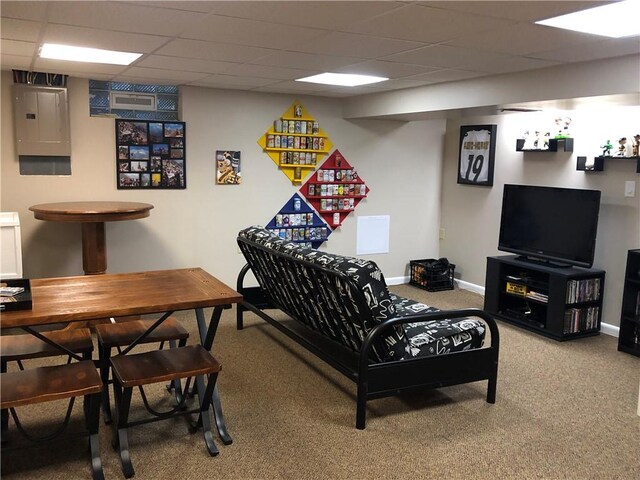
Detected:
[{"left": 236, "top": 235, "right": 500, "bottom": 429}]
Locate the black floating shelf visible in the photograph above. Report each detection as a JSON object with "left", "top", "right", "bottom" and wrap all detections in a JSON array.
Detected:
[
  {"left": 516, "top": 138, "right": 573, "bottom": 153},
  {"left": 576, "top": 156, "right": 640, "bottom": 173},
  {"left": 576, "top": 156, "right": 604, "bottom": 172}
]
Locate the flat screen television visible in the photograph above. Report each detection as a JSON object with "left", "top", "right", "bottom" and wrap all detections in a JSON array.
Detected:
[{"left": 498, "top": 184, "right": 601, "bottom": 268}]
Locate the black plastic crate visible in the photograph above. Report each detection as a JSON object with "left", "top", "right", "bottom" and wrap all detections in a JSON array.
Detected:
[{"left": 409, "top": 259, "right": 455, "bottom": 292}]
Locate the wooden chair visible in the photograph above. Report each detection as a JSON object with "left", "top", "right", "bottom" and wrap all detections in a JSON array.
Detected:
[
  {"left": 94, "top": 317, "right": 189, "bottom": 424},
  {"left": 0, "top": 360, "right": 104, "bottom": 480},
  {"left": 0, "top": 328, "right": 94, "bottom": 444},
  {"left": 110, "top": 345, "right": 221, "bottom": 478}
]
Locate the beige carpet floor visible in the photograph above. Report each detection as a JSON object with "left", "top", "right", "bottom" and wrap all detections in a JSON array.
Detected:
[{"left": 2, "top": 284, "right": 639, "bottom": 479}]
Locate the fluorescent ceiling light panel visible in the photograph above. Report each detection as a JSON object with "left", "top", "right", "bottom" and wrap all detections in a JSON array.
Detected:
[
  {"left": 536, "top": 1, "right": 640, "bottom": 38},
  {"left": 40, "top": 43, "right": 142, "bottom": 65},
  {"left": 296, "top": 73, "right": 388, "bottom": 87}
]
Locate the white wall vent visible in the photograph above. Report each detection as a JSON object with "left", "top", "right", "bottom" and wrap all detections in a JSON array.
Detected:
[{"left": 109, "top": 92, "right": 157, "bottom": 111}]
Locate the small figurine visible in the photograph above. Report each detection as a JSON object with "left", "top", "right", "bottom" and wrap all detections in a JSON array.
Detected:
[
  {"left": 543, "top": 132, "right": 551, "bottom": 150},
  {"left": 618, "top": 137, "right": 627, "bottom": 157},
  {"left": 522, "top": 130, "right": 536, "bottom": 150},
  {"left": 601, "top": 140, "right": 613, "bottom": 156},
  {"left": 294, "top": 104, "right": 303, "bottom": 118},
  {"left": 554, "top": 116, "right": 572, "bottom": 138},
  {"left": 533, "top": 130, "right": 542, "bottom": 149},
  {"left": 632, "top": 134, "right": 640, "bottom": 157}
]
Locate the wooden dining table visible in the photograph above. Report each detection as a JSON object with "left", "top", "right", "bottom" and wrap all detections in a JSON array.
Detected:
[
  {"left": 0, "top": 267, "right": 242, "bottom": 447},
  {"left": 29, "top": 201, "right": 154, "bottom": 275}
]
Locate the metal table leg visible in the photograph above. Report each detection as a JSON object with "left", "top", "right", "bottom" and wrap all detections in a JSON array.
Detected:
[{"left": 195, "top": 307, "right": 233, "bottom": 445}]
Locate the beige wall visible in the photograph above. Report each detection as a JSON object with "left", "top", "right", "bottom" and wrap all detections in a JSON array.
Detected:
[
  {"left": 2, "top": 68, "right": 636, "bottom": 328},
  {"left": 440, "top": 107, "right": 640, "bottom": 327},
  {"left": 0, "top": 72, "right": 445, "bottom": 287}
]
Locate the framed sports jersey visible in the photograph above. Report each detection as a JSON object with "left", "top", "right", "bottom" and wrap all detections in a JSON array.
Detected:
[{"left": 457, "top": 124, "right": 497, "bottom": 186}]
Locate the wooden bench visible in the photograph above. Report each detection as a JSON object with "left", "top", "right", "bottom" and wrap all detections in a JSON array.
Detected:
[
  {"left": 109, "top": 345, "right": 221, "bottom": 478},
  {"left": 1, "top": 328, "right": 94, "bottom": 363},
  {"left": 0, "top": 360, "right": 104, "bottom": 480},
  {"left": 1, "top": 328, "right": 94, "bottom": 443},
  {"left": 94, "top": 317, "right": 189, "bottom": 424}
]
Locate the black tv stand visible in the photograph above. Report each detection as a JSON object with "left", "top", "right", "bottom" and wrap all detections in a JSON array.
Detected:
[
  {"left": 484, "top": 255, "right": 605, "bottom": 341},
  {"left": 514, "top": 255, "right": 572, "bottom": 269}
]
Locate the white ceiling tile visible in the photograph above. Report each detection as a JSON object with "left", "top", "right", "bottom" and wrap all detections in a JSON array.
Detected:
[
  {"left": 118, "top": 66, "right": 211, "bottom": 83},
  {"left": 529, "top": 37, "right": 640, "bottom": 63},
  {"left": 0, "top": 39, "right": 36, "bottom": 57},
  {"left": 0, "top": 54, "right": 33, "bottom": 70},
  {"left": 405, "top": 69, "right": 489, "bottom": 83},
  {"left": 445, "top": 23, "right": 603, "bottom": 56},
  {"left": 1, "top": 18, "right": 43, "bottom": 42},
  {"left": 0, "top": 1, "right": 49, "bottom": 21},
  {"left": 346, "top": 4, "right": 513, "bottom": 43},
  {"left": 219, "top": 64, "right": 317, "bottom": 81},
  {"left": 382, "top": 44, "right": 476, "bottom": 69},
  {"left": 187, "top": 82, "right": 254, "bottom": 92},
  {"left": 33, "top": 58, "right": 129, "bottom": 76},
  {"left": 43, "top": 24, "right": 169, "bottom": 53},
  {"left": 420, "top": 1, "right": 613, "bottom": 22},
  {"left": 383, "top": 44, "right": 559, "bottom": 72},
  {"left": 294, "top": 31, "right": 426, "bottom": 59},
  {"left": 334, "top": 60, "right": 440, "bottom": 79},
  {"left": 329, "top": 77, "right": 440, "bottom": 94},
  {"left": 108, "top": 74, "right": 184, "bottom": 85},
  {"left": 253, "top": 80, "right": 333, "bottom": 95},
  {"left": 122, "top": 1, "right": 218, "bottom": 13},
  {"left": 187, "top": 74, "right": 278, "bottom": 89},
  {"left": 135, "top": 55, "right": 242, "bottom": 75},
  {"left": 478, "top": 56, "right": 561, "bottom": 75},
  {"left": 209, "top": 1, "right": 404, "bottom": 30},
  {"left": 73, "top": 73, "right": 114, "bottom": 82},
  {"left": 47, "top": 2, "right": 205, "bottom": 37},
  {"left": 250, "top": 51, "right": 364, "bottom": 72},
  {"left": 180, "top": 15, "right": 326, "bottom": 50},
  {"left": 155, "top": 39, "right": 277, "bottom": 63}
]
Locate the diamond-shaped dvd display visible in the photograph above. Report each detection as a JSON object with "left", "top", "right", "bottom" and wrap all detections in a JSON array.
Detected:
[
  {"left": 265, "top": 193, "right": 331, "bottom": 249},
  {"left": 299, "top": 150, "right": 369, "bottom": 229},
  {"left": 257, "top": 101, "right": 333, "bottom": 185}
]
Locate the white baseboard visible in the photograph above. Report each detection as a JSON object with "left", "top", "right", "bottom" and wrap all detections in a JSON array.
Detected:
[
  {"left": 454, "top": 279, "right": 485, "bottom": 295},
  {"left": 599, "top": 322, "right": 619, "bottom": 338},
  {"left": 386, "top": 276, "right": 409, "bottom": 286}
]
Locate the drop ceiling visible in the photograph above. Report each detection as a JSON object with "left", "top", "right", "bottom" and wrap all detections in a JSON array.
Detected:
[{"left": 1, "top": 1, "right": 638, "bottom": 98}]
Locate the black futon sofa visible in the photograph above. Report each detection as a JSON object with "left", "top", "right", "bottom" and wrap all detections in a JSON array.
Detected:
[{"left": 236, "top": 226, "right": 499, "bottom": 429}]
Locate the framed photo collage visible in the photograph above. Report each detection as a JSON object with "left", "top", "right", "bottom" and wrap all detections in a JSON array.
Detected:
[{"left": 116, "top": 119, "right": 186, "bottom": 189}]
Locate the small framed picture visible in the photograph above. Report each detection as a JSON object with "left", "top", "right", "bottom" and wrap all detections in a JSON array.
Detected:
[
  {"left": 164, "top": 123, "right": 184, "bottom": 138},
  {"left": 216, "top": 150, "right": 241, "bottom": 184},
  {"left": 458, "top": 124, "right": 497, "bottom": 187},
  {"left": 118, "top": 145, "right": 129, "bottom": 160},
  {"left": 117, "top": 121, "right": 148, "bottom": 145}
]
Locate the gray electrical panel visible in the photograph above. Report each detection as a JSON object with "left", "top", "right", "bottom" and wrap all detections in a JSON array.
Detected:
[{"left": 13, "top": 84, "right": 71, "bottom": 156}]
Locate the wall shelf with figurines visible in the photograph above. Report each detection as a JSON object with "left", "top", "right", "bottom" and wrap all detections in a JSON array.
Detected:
[
  {"left": 516, "top": 137, "right": 574, "bottom": 152},
  {"left": 576, "top": 134, "right": 640, "bottom": 173},
  {"left": 299, "top": 150, "right": 369, "bottom": 229},
  {"left": 265, "top": 193, "right": 331, "bottom": 249},
  {"left": 516, "top": 116, "right": 573, "bottom": 153},
  {"left": 257, "top": 101, "right": 333, "bottom": 185}
]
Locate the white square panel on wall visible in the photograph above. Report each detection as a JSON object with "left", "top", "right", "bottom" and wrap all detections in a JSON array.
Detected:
[{"left": 357, "top": 215, "right": 390, "bottom": 255}]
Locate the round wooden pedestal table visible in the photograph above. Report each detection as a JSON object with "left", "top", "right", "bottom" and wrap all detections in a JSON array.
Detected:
[{"left": 29, "top": 201, "right": 154, "bottom": 275}]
